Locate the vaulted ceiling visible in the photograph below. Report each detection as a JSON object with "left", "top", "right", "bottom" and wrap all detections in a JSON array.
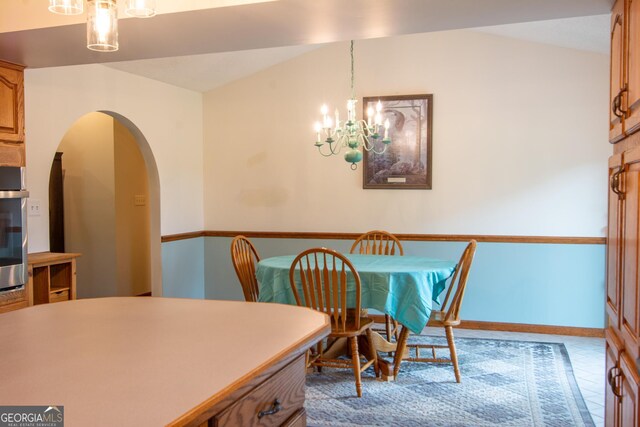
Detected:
[{"left": 0, "top": 0, "right": 613, "bottom": 92}]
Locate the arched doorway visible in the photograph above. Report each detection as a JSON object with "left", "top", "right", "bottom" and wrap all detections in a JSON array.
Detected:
[{"left": 48, "top": 111, "right": 162, "bottom": 297}]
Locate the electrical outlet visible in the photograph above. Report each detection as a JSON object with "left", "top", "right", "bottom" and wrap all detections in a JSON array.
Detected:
[
  {"left": 134, "top": 195, "right": 146, "bottom": 206},
  {"left": 29, "top": 199, "right": 41, "bottom": 216}
]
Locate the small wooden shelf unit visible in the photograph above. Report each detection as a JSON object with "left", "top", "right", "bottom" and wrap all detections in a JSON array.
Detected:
[{"left": 28, "top": 252, "right": 80, "bottom": 306}]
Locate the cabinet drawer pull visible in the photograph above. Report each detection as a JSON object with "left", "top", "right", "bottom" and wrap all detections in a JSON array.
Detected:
[
  {"left": 257, "top": 399, "right": 282, "bottom": 419},
  {"left": 608, "top": 366, "right": 623, "bottom": 398},
  {"left": 611, "top": 167, "right": 625, "bottom": 200},
  {"left": 608, "top": 366, "right": 614, "bottom": 385},
  {"left": 613, "top": 86, "right": 628, "bottom": 119}
]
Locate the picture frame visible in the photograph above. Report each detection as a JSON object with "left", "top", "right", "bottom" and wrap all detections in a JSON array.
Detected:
[{"left": 362, "top": 94, "right": 433, "bottom": 189}]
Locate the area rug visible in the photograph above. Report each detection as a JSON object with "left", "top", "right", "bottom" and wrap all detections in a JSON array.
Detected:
[{"left": 305, "top": 335, "right": 594, "bottom": 427}]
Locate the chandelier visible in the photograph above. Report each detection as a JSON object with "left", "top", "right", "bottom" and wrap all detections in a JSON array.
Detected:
[
  {"left": 313, "top": 41, "right": 391, "bottom": 170},
  {"left": 48, "top": 0, "right": 157, "bottom": 52}
]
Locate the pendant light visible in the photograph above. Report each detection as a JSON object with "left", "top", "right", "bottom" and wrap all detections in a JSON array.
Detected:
[
  {"left": 48, "top": 0, "right": 83, "bottom": 15},
  {"left": 87, "top": 0, "right": 119, "bottom": 52},
  {"left": 125, "top": 0, "right": 157, "bottom": 18}
]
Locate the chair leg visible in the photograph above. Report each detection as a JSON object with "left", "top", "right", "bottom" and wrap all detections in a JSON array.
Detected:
[
  {"left": 385, "top": 314, "right": 392, "bottom": 342},
  {"left": 316, "top": 341, "right": 323, "bottom": 373},
  {"left": 393, "top": 326, "right": 410, "bottom": 379},
  {"left": 366, "top": 328, "right": 379, "bottom": 378},
  {"left": 349, "top": 336, "right": 363, "bottom": 398},
  {"left": 445, "top": 326, "right": 461, "bottom": 383}
]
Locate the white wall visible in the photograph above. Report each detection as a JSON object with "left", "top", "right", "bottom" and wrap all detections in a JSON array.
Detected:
[
  {"left": 203, "top": 31, "right": 610, "bottom": 237},
  {"left": 24, "top": 64, "right": 204, "bottom": 252},
  {"left": 59, "top": 112, "right": 118, "bottom": 298}
]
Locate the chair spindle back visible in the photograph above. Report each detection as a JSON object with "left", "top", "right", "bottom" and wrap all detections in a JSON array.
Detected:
[
  {"left": 230, "top": 235, "right": 261, "bottom": 302},
  {"left": 289, "top": 248, "right": 361, "bottom": 333},
  {"left": 439, "top": 240, "right": 477, "bottom": 322},
  {"left": 350, "top": 230, "right": 404, "bottom": 256}
]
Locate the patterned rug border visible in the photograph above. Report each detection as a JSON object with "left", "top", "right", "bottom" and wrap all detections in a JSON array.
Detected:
[
  {"left": 306, "top": 335, "right": 596, "bottom": 427},
  {"left": 418, "top": 336, "right": 595, "bottom": 427}
]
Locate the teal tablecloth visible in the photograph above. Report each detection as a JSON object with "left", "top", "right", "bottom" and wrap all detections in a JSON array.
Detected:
[{"left": 256, "top": 254, "right": 456, "bottom": 334}]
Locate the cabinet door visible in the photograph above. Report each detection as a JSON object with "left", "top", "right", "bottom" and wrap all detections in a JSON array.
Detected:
[
  {"left": 606, "top": 330, "right": 622, "bottom": 427},
  {"left": 626, "top": 0, "right": 640, "bottom": 135},
  {"left": 622, "top": 148, "right": 640, "bottom": 361},
  {"left": 0, "top": 63, "right": 24, "bottom": 143},
  {"left": 619, "top": 353, "right": 640, "bottom": 427},
  {"left": 611, "top": 0, "right": 626, "bottom": 142},
  {"left": 608, "top": 154, "right": 624, "bottom": 330}
]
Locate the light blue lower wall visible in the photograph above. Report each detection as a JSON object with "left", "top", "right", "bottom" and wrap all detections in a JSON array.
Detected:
[
  {"left": 161, "top": 237, "right": 205, "bottom": 299},
  {"left": 160, "top": 236, "right": 605, "bottom": 328},
  {"left": 200, "top": 236, "right": 605, "bottom": 329}
]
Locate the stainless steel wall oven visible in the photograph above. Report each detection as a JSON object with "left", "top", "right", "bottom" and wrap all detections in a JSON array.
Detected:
[{"left": 0, "top": 166, "right": 28, "bottom": 291}]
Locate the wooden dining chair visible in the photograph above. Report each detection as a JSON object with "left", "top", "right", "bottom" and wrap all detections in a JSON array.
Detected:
[
  {"left": 399, "top": 240, "right": 477, "bottom": 383},
  {"left": 350, "top": 230, "right": 404, "bottom": 256},
  {"left": 289, "top": 247, "right": 378, "bottom": 398},
  {"left": 230, "top": 235, "right": 260, "bottom": 302},
  {"left": 350, "top": 230, "right": 404, "bottom": 342}
]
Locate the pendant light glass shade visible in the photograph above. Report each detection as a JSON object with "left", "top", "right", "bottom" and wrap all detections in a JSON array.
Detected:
[
  {"left": 125, "top": 0, "right": 157, "bottom": 17},
  {"left": 48, "top": 0, "right": 83, "bottom": 15},
  {"left": 87, "top": 0, "right": 119, "bottom": 52}
]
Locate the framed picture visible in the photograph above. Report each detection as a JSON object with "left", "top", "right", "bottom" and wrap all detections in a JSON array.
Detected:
[{"left": 362, "top": 94, "right": 433, "bottom": 189}]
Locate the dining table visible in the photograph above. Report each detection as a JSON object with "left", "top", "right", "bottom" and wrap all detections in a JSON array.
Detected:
[{"left": 256, "top": 253, "right": 457, "bottom": 380}]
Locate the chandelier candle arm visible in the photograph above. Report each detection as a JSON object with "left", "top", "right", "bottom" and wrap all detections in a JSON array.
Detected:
[{"left": 312, "top": 40, "right": 391, "bottom": 170}]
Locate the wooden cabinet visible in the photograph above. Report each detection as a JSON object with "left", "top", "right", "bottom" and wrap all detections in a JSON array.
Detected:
[
  {"left": 606, "top": 328, "right": 640, "bottom": 427},
  {"left": 0, "top": 286, "right": 28, "bottom": 314},
  {"left": 606, "top": 329, "right": 624, "bottom": 427},
  {"left": 28, "top": 252, "right": 80, "bottom": 306},
  {"left": 213, "top": 354, "right": 306, "bottom": 426},
  {"left": 0, "top": 60, "right": 25, "bottom": 166},
  {"left": 621, "top": 148, "right": 640, "bottom": 363},
  {"left": 619, "top": 353, "right": 640, "bottom": 427},
  {"left": 626, "top": 0, "right": 640, "bottom": 135},
  {"left": 606, "top": 147, "right": 640, "bottom": 423},
  {"left": 607, "top": 153, "right": 624, "bottom": 330},
  {"left": 606, "top": 147, "right": 640, "bottom": 363},
  {"left": 610, "top": 0, "right": 640, "bottom": 142},
  {"left": 607, "top": 2, "right": 640, "bottom": 423},
  {"left": 611, "top": 0, "right": 626, "bottom": 142}
]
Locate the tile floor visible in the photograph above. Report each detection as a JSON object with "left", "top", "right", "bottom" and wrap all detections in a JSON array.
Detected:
[{"left": 422, "top": 327, "right": 606, "bottom": 427}]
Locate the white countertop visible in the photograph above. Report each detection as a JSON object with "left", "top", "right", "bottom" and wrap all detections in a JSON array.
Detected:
[{"left": 0, "top": 297, "right": 329, "bottom": 426}]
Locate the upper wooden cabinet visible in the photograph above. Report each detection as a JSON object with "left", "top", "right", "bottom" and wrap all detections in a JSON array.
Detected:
[
  {"left": 611, "top": 0, "right": 640, "bottom": 143},
  {"left": 0, "top": 60, "right": 25, "bottom": 166},
  {"left": 611, "top": 0, "right": 626, "bottom": 142},
  {"left": 626, "top": 0, "right": 640, "bottom": 135}
]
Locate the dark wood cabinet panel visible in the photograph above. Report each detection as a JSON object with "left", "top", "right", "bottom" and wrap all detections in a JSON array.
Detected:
[
  {"left": 213, "top": 355, "right": 305, "bottom": 426},
  {"left": 0, "top": 60, "right": 25, "bottom": 166},
  {"left": 611, "top": 0, "right": 626, "bottom": 142},
  {"left": 626, "top": 0, "right": 640, "bottom": 135},
  {"left": 607, "top": 1, "right": 640, "bottom": 423},
  {"left": 608, "top": 154, "right": 624, "bottom": 330}
]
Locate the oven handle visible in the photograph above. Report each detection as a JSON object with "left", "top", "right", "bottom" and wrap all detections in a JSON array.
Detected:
[{"left": 0, "top": 190, "right": 29, "bottom": 199}]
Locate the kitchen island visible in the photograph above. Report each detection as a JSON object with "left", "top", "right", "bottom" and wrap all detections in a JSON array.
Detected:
[{"left": 0, "top": 297, "right": 330, "bottom": 426}]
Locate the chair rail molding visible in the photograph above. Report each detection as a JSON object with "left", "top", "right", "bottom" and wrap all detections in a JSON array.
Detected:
[{"left": 161, "top": 230, "right": 605, "bottom": 245}]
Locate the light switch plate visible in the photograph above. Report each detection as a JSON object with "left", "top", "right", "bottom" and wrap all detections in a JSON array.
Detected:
[
  {"left": 134, "top": 195, "right": 146, "bottom": 206},
  {"left": 29, "top": 199, "right": 41, "bottom": 216}
]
